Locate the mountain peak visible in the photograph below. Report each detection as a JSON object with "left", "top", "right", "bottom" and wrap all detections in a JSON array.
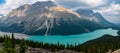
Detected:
[
  {"left": 0, "top": 1, "right": 112, "bottom": 35},
  {"left": 32, "top": 1, "right": 56, "bottom": 7},
  {"left": 17, "top": 4, "right": 30, "bottom": 10},
  {"left": 76, "top": 9, "right": 94, "bottom": 14},
  {"left": 76, "top": 8, "right": 113, "bottom": 29}
]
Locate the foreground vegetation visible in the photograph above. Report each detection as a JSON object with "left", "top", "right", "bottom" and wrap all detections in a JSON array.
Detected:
[
  {"left": 0, "top": 34, "right": 120, "bottom": 53},
  {"left": 0, "top": 34, "right": 27, "bottom": 53}
]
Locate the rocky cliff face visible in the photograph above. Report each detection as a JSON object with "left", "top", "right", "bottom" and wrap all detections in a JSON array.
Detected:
[{"left": 0, "top": 1, "right": 110, "bottom": 35}]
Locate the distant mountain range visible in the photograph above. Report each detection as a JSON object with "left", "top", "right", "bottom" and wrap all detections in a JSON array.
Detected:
[
  {"left": 0, "top": 1, "right": 113, "bottom": 35},
  {"left": 76, "top": 9, "right": 111, "bottom": 25}
]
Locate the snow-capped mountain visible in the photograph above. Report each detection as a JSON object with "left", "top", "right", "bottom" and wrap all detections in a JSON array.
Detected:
[{"left": 0, "top": 1, "right": 111, "bottom": 35}]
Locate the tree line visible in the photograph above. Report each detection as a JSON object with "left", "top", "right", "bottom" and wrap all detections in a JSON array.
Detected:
[
  {"left": 0, "top": 34, "right": 120, "bottom": 53},
  {"left": 0, "top": 34, "right": 27, "bottom": 53}
]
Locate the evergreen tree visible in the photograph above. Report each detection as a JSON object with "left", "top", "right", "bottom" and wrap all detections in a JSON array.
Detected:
[
  {"left": 2, "top": 35, "right": 16, "bottom": 53},
  {"left": 20, "top": 39, "right": 27, "bottom": 53},
  {"left": 11, "top": 33, "right": 15, "bottom": 48}
]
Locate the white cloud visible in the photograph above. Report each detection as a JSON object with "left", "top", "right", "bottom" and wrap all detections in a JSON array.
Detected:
[
  {"left": 95, "top": 2, "right": 120, "bottom": 24},
  {"left": 98, "top": 3, "right": 120, "bottom": 13},
  {"left": 81, "top": 0, "right": 106, "bottom": 7},
  {"left": 0, "top": 0, "right": 110, "bottom": 15},
  {"left": 0, "top": 0, "right": 119, "bottom": 24},
  {"left": 53, "top": 0, "right": 107, "bottom": 9}
]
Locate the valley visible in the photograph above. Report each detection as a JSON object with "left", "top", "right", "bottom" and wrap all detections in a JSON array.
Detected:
[
  {"left": 0, "top": 1, "right": 113, "bottom": 35},
  {"left": 0, "top": 0, "right": 119, "bottom": 53}
]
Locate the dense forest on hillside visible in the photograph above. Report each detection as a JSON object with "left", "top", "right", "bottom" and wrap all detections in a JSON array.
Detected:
[{"left": 0, "top": 34, "right": 120, "bottom": 53}]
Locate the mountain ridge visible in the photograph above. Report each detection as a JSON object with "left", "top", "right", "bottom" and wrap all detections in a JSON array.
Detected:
[{"left": 0, "top": 1, "right": 112, "bottom": 35}]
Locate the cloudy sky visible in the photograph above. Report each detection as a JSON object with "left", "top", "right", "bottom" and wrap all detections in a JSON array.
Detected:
[{"left": 0, "top": 0, "right": 120, "bottom": 24}]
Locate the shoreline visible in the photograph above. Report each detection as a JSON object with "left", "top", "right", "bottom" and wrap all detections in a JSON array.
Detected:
[{"left": 0, "top": 31, "right": 30, "bottom": 39}]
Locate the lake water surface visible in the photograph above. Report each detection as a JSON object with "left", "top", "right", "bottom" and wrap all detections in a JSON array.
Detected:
[{"left": 27, "top": 28, "right": 118, "bottom": 45}]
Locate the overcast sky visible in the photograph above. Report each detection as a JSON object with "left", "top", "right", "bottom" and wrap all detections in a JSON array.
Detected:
[{"left": 0, "top": 0, "right": 120, "bottom": 24}]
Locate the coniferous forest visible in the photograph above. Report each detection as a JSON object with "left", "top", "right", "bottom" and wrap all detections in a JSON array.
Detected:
[
  {"left": 0, "top": 0, "right": 120, "bottom": 53},
  {"left": 0, "top": 34, "right": 120, "bottom": 53}
]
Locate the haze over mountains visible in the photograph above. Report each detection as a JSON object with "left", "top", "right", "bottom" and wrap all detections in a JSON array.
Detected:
[{"left": 0, "top": 1, "right": 113, "bottom": 35}]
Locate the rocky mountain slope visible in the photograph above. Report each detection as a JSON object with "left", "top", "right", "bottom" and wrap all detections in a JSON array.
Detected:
[
  {"left": 0, "top": 1, "right": 111, "bottom": 35},
  {"left": 76, "top": 9, "right": 112, "bottom": 26}
]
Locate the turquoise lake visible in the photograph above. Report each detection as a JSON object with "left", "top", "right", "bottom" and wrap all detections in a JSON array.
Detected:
[{"left": 27, "top": 28, "right": 118, "bottom": 45}]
